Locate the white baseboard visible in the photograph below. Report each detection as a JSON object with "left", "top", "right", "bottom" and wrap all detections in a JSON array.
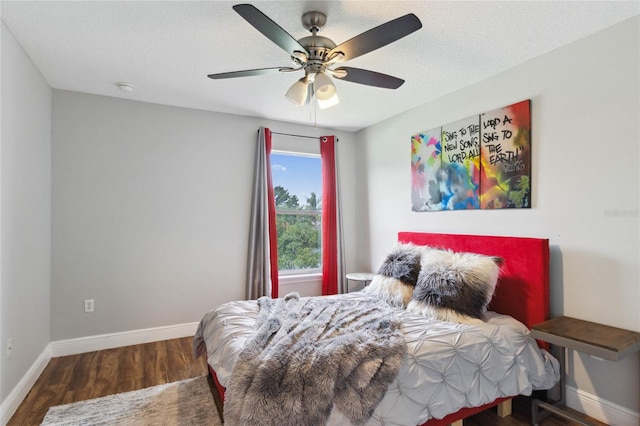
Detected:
[
  {"left": 50, "top": 322, "right": 199, "bottom": 357},
  {"left": 567, "top": 385, "right": 640, "bottom": 426},
  {"left": 0, "top": 343, "right": 51, "bottom": 426},
  {"left": 0, "top": 322, "right": 199, "bottom": 424}
]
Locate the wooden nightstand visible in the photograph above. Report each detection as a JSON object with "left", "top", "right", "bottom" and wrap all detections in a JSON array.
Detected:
[{"left": 530, "top": 316, "right": 640, "bottom": 426}]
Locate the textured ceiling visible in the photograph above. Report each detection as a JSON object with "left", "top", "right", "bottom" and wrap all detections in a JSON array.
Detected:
[{"left": 2, "top": 1, "right": 638, "bottom": 131}]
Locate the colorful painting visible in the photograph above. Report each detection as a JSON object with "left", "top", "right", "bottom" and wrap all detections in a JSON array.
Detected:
[
  {"left": 480, "top": 100, "right": 531, "bottom": 209},
  {"left": 441, "top": 116, "right": 481, "bottom": 210},
  {"left": 411, "top": 128, "right": 443, "bottom": 211},
  {"left": 411, "top": 100, "right": 531, "bottom": 212}
]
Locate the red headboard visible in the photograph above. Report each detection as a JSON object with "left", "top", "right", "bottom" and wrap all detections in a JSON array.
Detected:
[{"left": 397, "top": 232, "right": 550, "bottom": 330}]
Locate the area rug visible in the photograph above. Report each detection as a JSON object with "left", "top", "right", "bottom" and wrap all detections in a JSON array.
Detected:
[{"left": 41, "top": 375, "right": 221, "bottom": 425}]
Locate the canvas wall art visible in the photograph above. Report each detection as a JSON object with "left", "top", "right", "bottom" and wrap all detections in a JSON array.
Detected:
[{"left": 411, "top": 99, "right": 531, "bottom": 212}]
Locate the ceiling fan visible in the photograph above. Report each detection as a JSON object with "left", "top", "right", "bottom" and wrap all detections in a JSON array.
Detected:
[{"left": 208, "top": 4, "right": 422, "bottom": 109}]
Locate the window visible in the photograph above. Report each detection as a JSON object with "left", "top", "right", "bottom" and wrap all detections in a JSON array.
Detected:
[{"left": 271, "top": 151, "right": 322, "bottom": 275}]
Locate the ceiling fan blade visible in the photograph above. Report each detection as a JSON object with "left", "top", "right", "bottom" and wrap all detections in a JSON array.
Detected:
[
  {"left": 328, "top": 14, "right": 422, "bottom": 62},
  {"left": 233, "top": 4, "right": 309, "bottom": 56},
  {"left": 208, "top": 67, "right": 297, "bottom": 79},
  {"left": 334, "top": 67, "right": 405, "bottom": 89}
]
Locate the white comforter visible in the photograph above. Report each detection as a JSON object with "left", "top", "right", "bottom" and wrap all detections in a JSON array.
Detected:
[{"left": 194, "top": 292, "right": 559, "bottom": 426}]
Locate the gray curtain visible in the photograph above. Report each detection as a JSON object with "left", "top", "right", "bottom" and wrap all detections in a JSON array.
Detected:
[{"left": 246, "top": 127, "right": 273, "bottom": 299}]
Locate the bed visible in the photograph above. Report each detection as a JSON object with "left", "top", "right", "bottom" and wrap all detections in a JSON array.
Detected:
[{"left": 194, "top": 232, "right": 560, "bottom": 425}]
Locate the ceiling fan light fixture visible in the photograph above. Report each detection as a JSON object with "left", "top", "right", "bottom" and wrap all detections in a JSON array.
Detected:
[
  {"left": 317, "top": 92, "right": 339, "bottom": 110},
  {"left": 285, "top": 77, "right": 309, "bottom": 106},
  {"left": 313, "top": 72, "right": 336, "bottom": 101}
]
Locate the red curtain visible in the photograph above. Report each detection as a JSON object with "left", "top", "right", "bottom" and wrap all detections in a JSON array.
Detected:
[
  {"left": 264, "top": 128, "right": 279, "bottom": 298},
  {"left": 321, "top": 136, "right": 338, "bottom": 295}
]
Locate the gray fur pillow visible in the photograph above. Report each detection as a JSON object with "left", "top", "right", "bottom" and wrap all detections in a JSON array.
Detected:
[
  {"left": 363, "top": 243, "right": 422, "bottom": 308},
  {"left": 406, "top": 249, "right": 502, "bottom": 324}
]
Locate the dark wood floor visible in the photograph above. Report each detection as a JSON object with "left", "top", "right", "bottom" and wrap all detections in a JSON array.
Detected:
[
  {"left": 8, "top": 337, "right": 210, "bottom": 425},
  {"left": 9, "top": 336, "right": 606, "bottom": 425}
]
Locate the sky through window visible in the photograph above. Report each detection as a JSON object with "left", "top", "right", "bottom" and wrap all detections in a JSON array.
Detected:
[{"left": 271, "top": 153, "right": 321, "bottom": 204}]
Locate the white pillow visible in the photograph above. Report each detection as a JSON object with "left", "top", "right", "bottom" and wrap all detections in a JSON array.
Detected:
[
  {"left": 407, "top": 249, "right": 502, "bottom": 324},
  {"left": 363, "top": 243, "right": 422, "bottom": 308}
]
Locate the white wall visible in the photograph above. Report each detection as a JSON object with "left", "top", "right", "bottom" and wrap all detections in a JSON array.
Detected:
[
  {"left": 356, "top": 16, "right": 639, "bottom": 421},
  {"left": 51, "top": 90, "right": 357, "bottom": 340},
  {"left": 0, "top": 22, "right": 52, "bottom": 402}
]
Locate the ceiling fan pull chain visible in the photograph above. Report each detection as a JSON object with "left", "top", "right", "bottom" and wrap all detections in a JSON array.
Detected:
[{"left": 313, "top": 94, "right": 317, "bottom": 128}]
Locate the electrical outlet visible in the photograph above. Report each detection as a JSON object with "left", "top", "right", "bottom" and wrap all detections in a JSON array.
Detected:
[
  {"left": 84, "top": 299, "right": 94, "bottom": 313},
  {"left": 7, "top": 337, "right": 12, "bottom": 359}
]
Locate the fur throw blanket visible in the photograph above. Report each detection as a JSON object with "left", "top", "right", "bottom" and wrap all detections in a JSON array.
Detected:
[{"left": 224, "top": 293, "right": 406, "bottom": 426}]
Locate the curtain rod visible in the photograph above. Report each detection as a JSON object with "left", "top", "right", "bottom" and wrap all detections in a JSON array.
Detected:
[
  {"left": 268, "top": 130, "right": 339, "bottom": 142},
  {"left": 270, "top": 131, "right": 320, "bottom": 140}
]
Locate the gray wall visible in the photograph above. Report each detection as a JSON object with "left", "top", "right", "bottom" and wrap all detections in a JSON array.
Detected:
[
  {"left": 356, "top": 17, "right": 639, "bottom": 415},
  {"left": 51, "top": 91, "right": 358, "bottom": 340},
  {"left": 1, "top": 22, "right": 52, "bottom": 402}
]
